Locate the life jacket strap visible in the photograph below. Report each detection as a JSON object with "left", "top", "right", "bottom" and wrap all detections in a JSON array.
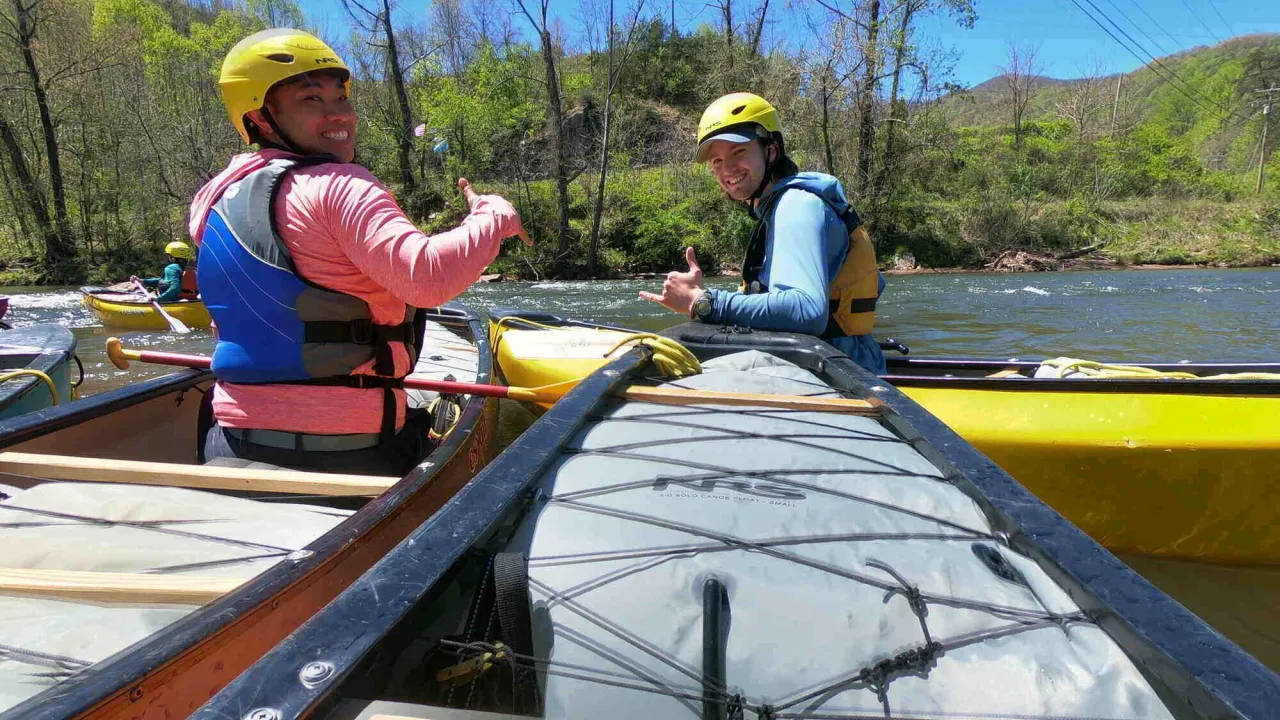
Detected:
[
  {"left": 298, "top": 375, "right": 405, "bottom": 390},
  {"left": 302, "top": 319, "right": 414, "bottom": 345},
  {"left": 821, "top": 297, "right": 878, "bottom": 340}
]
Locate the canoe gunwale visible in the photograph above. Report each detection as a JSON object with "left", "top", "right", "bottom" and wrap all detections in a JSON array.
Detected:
[
  {"left": 886, "top": 356, "right": 1280, "bottom": 374},
  {"left": 3, "top": 303, "right": 498, "bottom": 720},
  {"left": 0, "top": 368, "right": 206, "bottom": 450},
  {"left": 885, "top": 373, "right": 1280, "bottom": 395},
  {"left": 191, "top": 320, "right": 1275, "bottom": 720}
]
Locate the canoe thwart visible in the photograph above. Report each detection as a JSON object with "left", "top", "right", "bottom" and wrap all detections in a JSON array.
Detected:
[
  {"left": 0, "top": 452, "right": 397, "bottom": 496},
  {"left": 0, "top": 567, "right": 242, "bottom": 604},
  {"left": 617, "top": 385, "right": 880, "bottom": 414}
]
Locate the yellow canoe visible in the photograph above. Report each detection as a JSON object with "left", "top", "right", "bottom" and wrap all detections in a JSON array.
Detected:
[
  {"left": 81, "top": 287, "right": 213, "bottom": 331},
  {"left": 489, "top": 308, "right": 1280, "bottom": 566}
]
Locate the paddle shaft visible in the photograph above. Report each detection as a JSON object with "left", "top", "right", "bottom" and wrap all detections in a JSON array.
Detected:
[
  {"left": 106, "top": 340, "right": 878, "bottom": 413},
  {"left": 107, "top": 341, "right": 521, "bottom": 399},
  {"left": 133, "top": 278, "right": 190, "bottom": 334}
]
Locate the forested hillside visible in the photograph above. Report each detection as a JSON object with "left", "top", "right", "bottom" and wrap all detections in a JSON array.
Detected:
[{"left": 0, "top": 0, "right": 1276, "bottom": 283}]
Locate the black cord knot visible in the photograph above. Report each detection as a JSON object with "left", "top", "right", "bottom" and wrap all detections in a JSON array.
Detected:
[
  {"left": 864, "top": 641, "right": 944, "bottom": 701},
  {"left": 726, "top": 693, "right": 746, "bottom": 720}
]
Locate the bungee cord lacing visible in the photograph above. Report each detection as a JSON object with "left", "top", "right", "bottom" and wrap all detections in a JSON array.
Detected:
[{"left": 435, "top": 348, "right": 1115, "bottom": 718}]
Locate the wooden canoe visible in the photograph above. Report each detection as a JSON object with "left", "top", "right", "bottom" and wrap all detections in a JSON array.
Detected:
[{"left": 0, "top": 303, "right": 500, "bottom": 720}]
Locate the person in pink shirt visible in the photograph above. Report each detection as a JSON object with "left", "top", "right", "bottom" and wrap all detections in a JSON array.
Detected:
[{"left": 192, "top": 28, "right": 529, "bottom": 475}]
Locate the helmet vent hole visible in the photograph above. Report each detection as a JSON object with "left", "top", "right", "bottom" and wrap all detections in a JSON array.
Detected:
[
  {"left": 265, "top": 53, "right": 295, "bottom": 64},
  {"left": 731, "top": 105, "right": 746, "bottom": 115}
]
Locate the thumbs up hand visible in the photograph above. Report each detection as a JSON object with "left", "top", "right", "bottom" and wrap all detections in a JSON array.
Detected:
[
  {"left": 459, "top": 178, "right": 532, "bottom": 246},
  {"left": 639, "top": 246, "right": 705, "bottom": 316}
]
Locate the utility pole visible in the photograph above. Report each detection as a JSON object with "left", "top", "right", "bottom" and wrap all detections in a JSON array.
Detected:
[
  {"left": 1111, "top": 74, "right": 1122, "bottom": 134},
  {"left": 1255, "top": 87, "right": 1278, "bottom": 195}
]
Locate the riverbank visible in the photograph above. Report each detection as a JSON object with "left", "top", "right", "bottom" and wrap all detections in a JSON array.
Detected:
[
  {"left": 472, "top": 192, "right": 1280, "bottom": 281},
  {"left": 2, "top": 178, "right": 1276, "bottom": 286}
]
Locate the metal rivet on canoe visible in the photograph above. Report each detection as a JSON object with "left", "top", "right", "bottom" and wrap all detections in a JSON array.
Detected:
[
  {"left": 245, "top": 708, "right": 281, "bottom": 720},
  {"left": 299, "top": 661, "right": 334, "bottom": 687},
  {"left": 128, "top": 686, "right": 143, "bottom": 702},
  {"left": 870, "top": 385, "right": 889, "bottom": 392},
  {"left": 286, "top": 549, "right": 314, "bottom": 562},
  {"left": 603, "top": 370, "right": 619, "bottom": 377}
]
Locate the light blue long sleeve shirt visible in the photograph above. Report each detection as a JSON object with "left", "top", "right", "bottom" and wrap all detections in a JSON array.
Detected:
[{"left": 704, "top": 172, "right": 887, "bottom": 375}]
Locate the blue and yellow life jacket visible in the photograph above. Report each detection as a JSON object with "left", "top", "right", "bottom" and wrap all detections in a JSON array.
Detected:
[
  {"left": 740, "top": 186, "right": 878, "bottom": 338},
  {"left": 197, "top": 155, "right": 419, "bottom": 440}
]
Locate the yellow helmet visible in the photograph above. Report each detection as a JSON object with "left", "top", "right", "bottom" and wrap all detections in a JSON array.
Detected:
[
  {"left": 165, "top": 241, "right": 195, "bottom": 260},
  {"left": 219, "top": 29, "right": 350, "bottom": 144},
  {"left": 695, "top": 92, "right": 782, "bottom": 162}
]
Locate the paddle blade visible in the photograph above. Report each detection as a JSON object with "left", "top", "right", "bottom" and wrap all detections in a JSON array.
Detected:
[
  {"left": 163, "top": 313, "right": 191, "bottom": 334},
  {"left": 133, "top": 278, "right": 191, "bottom": 334}
]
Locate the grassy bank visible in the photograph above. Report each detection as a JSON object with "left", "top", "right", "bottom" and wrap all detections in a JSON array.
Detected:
[
  {"left": 424, "top": 166, "right": 1280, "bottom": 278},
  {"left": 879, "top": 196, "right": 1280, "bottom": 271}
]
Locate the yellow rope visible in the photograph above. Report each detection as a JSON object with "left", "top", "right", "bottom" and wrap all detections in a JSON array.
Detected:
[
  {"left": 492, "top": 315, "right": 702, "bottom": 379},
  {"left": 0, "top": 369, "right": 60, "bottom": 405},
  {"left": 601, "top": 333, "right": 701, "bottom": 378},
  {"left": 1038, "top": 357, "right": 1280, "bottom": 381}
]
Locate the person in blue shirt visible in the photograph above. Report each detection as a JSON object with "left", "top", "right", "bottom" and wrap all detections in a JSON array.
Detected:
[
  {"left": 132, "top": 241, "right": 198, "bottom": 302},
  {"left": 640, "top": 92, "right": 886, "bottom": 374}
]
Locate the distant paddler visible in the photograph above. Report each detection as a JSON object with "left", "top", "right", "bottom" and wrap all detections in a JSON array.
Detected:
[
  {"left": 189, "top": 28, "right": 530, "bottom": 475},
  {"left": 130, "top": 241, "right": 198, "bottom": 302},
  {"left": 640, "top": 92, "right": 887, "bottom": 374}
]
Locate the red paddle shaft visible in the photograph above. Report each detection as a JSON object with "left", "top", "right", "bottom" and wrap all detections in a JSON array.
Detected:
[{"left": 107, "top": 342, "right": 519, "bottom": 399}]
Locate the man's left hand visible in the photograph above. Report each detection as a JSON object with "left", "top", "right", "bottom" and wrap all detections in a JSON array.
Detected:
[{"left": 639, "top": 246, "right": 704, "bottom": 316}]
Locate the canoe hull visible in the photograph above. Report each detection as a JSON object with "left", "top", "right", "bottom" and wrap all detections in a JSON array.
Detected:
[
  {"left": 0, "top": 305, "right": 499, "bottom": 720},
  {"left": 898, "top": 384, "right": 1278, "bottom": 565},
  {"left": 81, "top": 289, "right": 213, "bottom": 331}
]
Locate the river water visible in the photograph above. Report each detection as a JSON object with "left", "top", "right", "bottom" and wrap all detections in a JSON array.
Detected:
[{"left": 4, "top": 268, "right": 1279, "bottom": 670}]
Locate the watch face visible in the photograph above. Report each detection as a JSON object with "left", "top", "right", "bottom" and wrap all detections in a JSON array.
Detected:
[{"left": 694, "top": 296, "right": 712, "bottom": 319}]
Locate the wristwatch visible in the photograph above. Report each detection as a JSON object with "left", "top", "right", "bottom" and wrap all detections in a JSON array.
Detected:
[{"left": 690, "top": 290, "right": 714, "bottom": 322}]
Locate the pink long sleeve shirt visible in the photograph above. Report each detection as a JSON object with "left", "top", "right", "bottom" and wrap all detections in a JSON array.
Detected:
[{"left": 189, "top": 149, "right": 521, "bottom": 435}]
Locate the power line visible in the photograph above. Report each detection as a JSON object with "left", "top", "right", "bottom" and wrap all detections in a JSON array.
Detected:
[
  {"left": 1102, "top": 0, "right": 1175, "bottom": 59},
  {"left": 1065, "top": 0, "right": 1212, "bottom": 114},
  {"left": 1200, "top": 0, "right": 1235, "bottom": 42},
  {"left": 1122, "top": 0, "right": 1209, "bottom": 47},
  {"left": 1173, "top": 0, "right": 1222, "bottom": 43},
  {"left": 1067, "top": 0, "right": 1245, "bottom": 122}
]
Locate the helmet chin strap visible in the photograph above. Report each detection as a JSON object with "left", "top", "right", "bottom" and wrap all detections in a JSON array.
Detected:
[
  {"left": 257, "top": 105, "right": 306, "bottom": 156},
  {"left": 747, "top": 137, "right": 779, "bottom": 206}
]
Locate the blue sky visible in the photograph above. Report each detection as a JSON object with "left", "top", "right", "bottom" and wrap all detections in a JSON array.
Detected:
[{"left": 296, "top": 0, "right": 1279, "bottom": 89}]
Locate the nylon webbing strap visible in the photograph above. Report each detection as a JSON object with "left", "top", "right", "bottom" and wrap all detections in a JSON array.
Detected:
[
  {"left": 493, "top": 552, "right": 540, "bottom": 713},
  {"left": 822, "top": 297, "right": 878, "bottom": 340},
  {"left": 303, "top": 319, "right": 375, "bottom": 344}
]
